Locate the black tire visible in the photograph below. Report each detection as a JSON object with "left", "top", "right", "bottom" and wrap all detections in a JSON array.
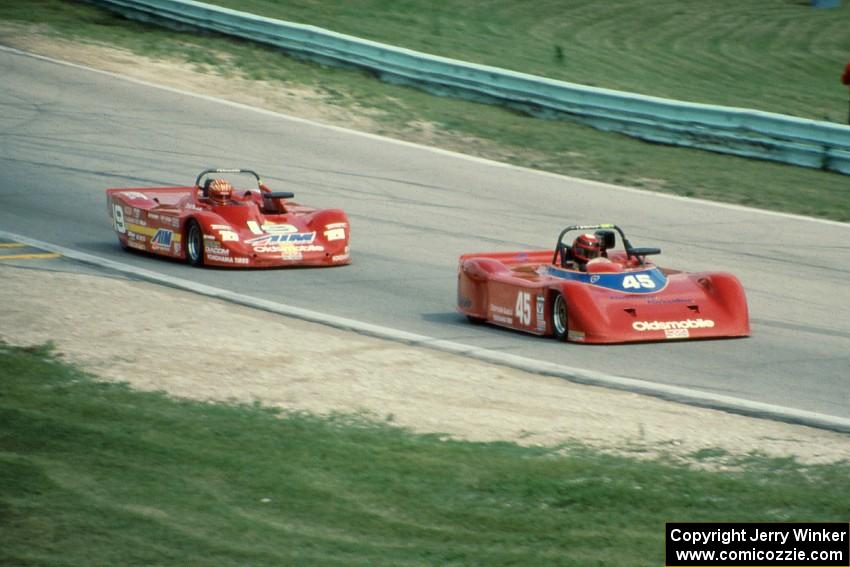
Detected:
[
  {"left": 551, "top": 292, "right": 569, "bottom": 341},
  {"left": 185, "top": 220, "right": 205, "bottom": 267}
]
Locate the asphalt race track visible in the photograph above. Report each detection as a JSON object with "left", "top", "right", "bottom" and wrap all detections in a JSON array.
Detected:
[{"left": 2, "top": 48, "right": 848, "bottom": 421}]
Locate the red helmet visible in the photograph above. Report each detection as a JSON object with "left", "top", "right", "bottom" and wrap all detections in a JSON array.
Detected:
[
  {"left": 572, "top": 233, "right": 601, "bottom": 263},
  {"left": 208, "top": 179, "right": 233, "bottom": 204}
]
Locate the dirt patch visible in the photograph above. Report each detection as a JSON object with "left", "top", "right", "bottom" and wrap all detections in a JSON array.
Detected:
[
  {"left": 2, "top": 264, "right": 848, "bottom": 467},
  {"left": 0, "top": 22, "right": 385, "bottom": 133}
]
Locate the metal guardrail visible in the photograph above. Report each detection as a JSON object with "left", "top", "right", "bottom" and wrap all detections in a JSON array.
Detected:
[{"left": 89, "top": 0, "right": 850, "bottom": 175}]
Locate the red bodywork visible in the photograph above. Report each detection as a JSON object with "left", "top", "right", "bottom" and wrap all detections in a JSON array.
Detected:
[
  {"left": 457, "top": 227, "right": 749, "bottom": 344},
  {"left": 106, "top": 170, "right": 350, "bottom": 268}
]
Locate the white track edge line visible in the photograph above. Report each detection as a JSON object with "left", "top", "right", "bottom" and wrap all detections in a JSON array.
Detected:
[
  {"left": 2, "top": 229, "right": 848, "bottom": 434},
  {"left": 2, "top": 44, "right": 847, "bottom": 229}
]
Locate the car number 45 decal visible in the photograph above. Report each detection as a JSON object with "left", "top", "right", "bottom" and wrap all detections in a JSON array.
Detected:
[
  {"left": 515, "top": 291, "right": 532, "bottom": 326},
  {"left": 622, "top": 274, "right": 656, "bottom": 289}
]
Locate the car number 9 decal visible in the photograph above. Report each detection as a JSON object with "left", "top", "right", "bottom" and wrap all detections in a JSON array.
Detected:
[{"left": 112, "top": 204, "right": 126, "bottom": 234}]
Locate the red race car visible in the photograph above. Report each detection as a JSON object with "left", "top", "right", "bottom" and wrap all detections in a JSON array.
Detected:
[
  {"left": 457, "top": 224, "right": 749, "bottom": 344},
  {"left": 107, "top": 168, "right": 350, "bottom": 268}
]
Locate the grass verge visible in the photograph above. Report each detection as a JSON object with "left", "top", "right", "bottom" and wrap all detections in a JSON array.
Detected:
[
  {"left": 1, "top": 343, "right": 849, "bottom": 566},
  {"left": 195, "top": 0, "right": 850, "bottom": 123},
  {"left": 1, "top": 1, "right": 849, "bottom": 221}
]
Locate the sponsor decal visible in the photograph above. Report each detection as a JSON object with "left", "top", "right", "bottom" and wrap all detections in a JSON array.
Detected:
[
  {"left": 247, "top": 232, "right": 317, "bottom": 247},
  {"left": 207, "top": 254, "right": 233, "bottom": 263},
  {"left": 632, "top": 319, "right": 715, "bottom": 332},
  {"left": 568, "top": 330, "right": 585, "bottom": 341},
  {"left": 127, "top": 240, "right": 146, "bottom": 251},
  {"left": 490, "top": 304, "right": 512, "bottom": 316},
  {"left": 645, "top": 297, "right": 693, "bottom": 305},
  {"left": 664, "top": 328, "right": 690, "bottom": 339},
  {"left": 203, "top": 234, "right": 217, "bottom": 240},
  {"left": 332, "top": 253, "right": 350, "bottom": 263},
  {"left": 150, "top": 229, "right": 173, "bottom": 251},
  {"left": 206, "top": 246, "right": 229, "bottom": 256},
  {"left": 208, "top": 254, "right": 248, "bottom": 264},
  {"left": 489, "top": 303, "right": 513, "bottom": 325},
  {"left": 253, "top": 244, "right": 324, "bottom": 254},
  {"left": 536, "top": 295, "right": 546, "bottom": 332}
]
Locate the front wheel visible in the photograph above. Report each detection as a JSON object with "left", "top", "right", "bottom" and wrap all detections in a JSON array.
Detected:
[
  {"left": 185, "top": 220, "right": 205, "bottom": 267},
  {"left": 551, "top": 292, "right": 568, "bottom": 341}
]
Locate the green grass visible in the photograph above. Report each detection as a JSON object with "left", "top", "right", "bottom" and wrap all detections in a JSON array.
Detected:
[
  {"left": 201, "top": 0, "right": 850, "bottom": 122},
  {"left": 1, "top": 343, "right": 849, "bottom": 566},
  {"left": 2, "top": 0, "right": 849, "bottom": 221}
]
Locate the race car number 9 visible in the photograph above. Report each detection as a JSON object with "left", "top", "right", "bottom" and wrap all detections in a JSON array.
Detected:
[{"left": 113, "top": 204, "right": 126, "bottom": 234}]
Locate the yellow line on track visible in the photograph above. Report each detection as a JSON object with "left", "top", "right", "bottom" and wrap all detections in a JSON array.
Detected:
[
  {"left": 0, "top": 243, "right": 26, "bottom": 248},
  {"left": 0, "top": 253, "right": 62, "bottom": 261}
]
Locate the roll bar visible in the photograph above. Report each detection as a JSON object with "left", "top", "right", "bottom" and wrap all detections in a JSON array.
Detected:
[
  {"left": 194, "top": 168, "right": 295, "bottom": 200},
  {"left": 194, "top": 168, "right": 262, "bottom": 189},
  {"left": 551, "top": 224, "right": 660, "bottom": 266}
]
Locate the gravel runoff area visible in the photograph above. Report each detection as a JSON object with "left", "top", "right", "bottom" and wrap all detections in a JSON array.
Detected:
[
  {"left": 1, "top": 27, "right": 848, "bottom": 467},
  {"left": 2, "top": 263, "right": 849, "bottom": 467}
]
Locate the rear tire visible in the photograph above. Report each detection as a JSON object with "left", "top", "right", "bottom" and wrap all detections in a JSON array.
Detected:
[
  {"left": 551, "top": 292, "right": 568, "bottom": 341},
  {"left": 186, "top": 220, "right": 205, "bottom": 267}
]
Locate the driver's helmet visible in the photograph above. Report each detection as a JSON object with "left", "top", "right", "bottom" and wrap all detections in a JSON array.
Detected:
[
  {"left": 208, "top": 179, "right": 233, "bottom": 204},
  {"left": 572, "top": 233, "right": 602, "bottom": 264}
]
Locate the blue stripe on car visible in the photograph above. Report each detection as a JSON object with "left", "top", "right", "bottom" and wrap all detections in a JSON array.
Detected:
[{"left": 544, "top": 265, "right": 668, "bottom": 294}]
